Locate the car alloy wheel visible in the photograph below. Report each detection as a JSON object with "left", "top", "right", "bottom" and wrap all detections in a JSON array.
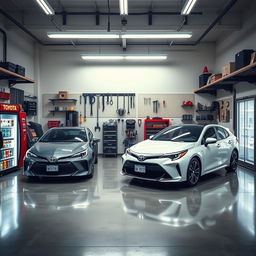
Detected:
[
  {"left": 187, "top": 158, "right": 201, "bottom": 186},
  {"left": 227, "top": 150, "right": 238, "bottom": 172}
]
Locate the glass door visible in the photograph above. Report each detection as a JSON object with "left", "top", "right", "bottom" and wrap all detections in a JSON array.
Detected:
[
  {"left": 0, "top": 113, "right": 18, "bottom": 171},
  {"left": 237, "top": 99, "right": 255, "bottom": 167}
]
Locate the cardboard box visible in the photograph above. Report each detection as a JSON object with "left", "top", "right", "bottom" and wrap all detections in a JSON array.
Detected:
[
  {"left": 58, "top": 91, "right": 68, "bottom": 99},
  {"left": 222, "top": 62, "right": 235, "bottom": 77},
  {"left": 209, "top": 74, "right": 222, "bottom": 83}
]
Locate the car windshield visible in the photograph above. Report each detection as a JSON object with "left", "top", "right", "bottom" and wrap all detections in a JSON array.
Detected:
[
  {"left": 152, "top": 125, "right": 203, "bottom": 142},
  {"left": 40, "top": 129, "right": 88, "bottom": 143}
]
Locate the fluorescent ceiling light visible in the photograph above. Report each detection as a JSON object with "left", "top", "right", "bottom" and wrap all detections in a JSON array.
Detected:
[
  {"left": 47, "top": 32, "right": 120, "bottom": 39},
  {"left": 181, "top": 0, "right": 197, "bottom": 15},
  {"left": 121, "top": 32, "right": 192, "bottom": 39},
  {"left": 81, "top": 55, "right": 167, "bottom": 61},
  {"left": 36, "top": 0, "right": 54, "bottom": 15},
  {"left": 119, "top": 0, "right": 128, "bottom": 15},
  {"left": 47, "top": 31, "right": 192, "bottom": 40}
]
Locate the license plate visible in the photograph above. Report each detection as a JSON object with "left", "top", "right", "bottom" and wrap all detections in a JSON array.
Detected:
[
  {"left": 134, "top": 165, "right": 146, "bottom": 173},
  {"left": 46, "top": 165, "right": 59, "bottom": 172}
]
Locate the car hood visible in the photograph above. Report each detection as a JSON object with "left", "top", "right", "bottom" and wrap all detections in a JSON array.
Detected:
[
  {"left": 130, "top": 140, "right": 195, "bottom": 155},
  {"left": 30, "top": 142, "right": 88, "bottom": 158}
]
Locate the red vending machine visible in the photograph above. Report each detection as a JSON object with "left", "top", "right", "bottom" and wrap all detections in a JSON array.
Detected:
[{"left": 0, "top": 103, "right": 28, "bottom": 174}]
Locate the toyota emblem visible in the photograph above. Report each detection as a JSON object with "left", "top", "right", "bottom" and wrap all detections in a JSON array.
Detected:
[
  {"left": 48, "top": 157, "right": 58, "bottom": 163},
  {"left": 138, "top": 155, "right": 145, "bottom": 161}
]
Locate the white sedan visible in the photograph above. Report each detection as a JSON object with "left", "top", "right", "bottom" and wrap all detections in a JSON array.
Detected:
[{"left": 121, "top": 124, "right": 239, "bottom": 186}]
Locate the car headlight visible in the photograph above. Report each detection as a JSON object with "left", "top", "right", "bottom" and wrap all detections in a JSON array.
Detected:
[
  {"left": 26, "top": 151, "right": 38, "bottom": 158},
  {"left": 126, "top": 148, "right": 132, "bottom": 156},
  {"left": 72, "top": 150, "right": 88, "bottom": 158},
  {"left": 162, "top": 150, "right": 188, "bottom": 161}
]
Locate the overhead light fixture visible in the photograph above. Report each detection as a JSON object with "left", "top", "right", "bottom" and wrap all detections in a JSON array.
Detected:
[
  {"left": 81, "top": 54, "right": 167, "bottom": 61},
  {"left": 47, "top": 32, "right": 120, "bottom": 39},
  {"left": 181, "top": 0, "right": 197, "bottom": 15},
  {"left": 35, "top": 0, "right": 55, "bottom": 15},
  {"left": 121, "top": 31, "right": 192, "bottom": 39},
  {"left": 47, "top": 31, "right": 192, "bottom": 40},
  {"left": 119, "top": 0, "right": 128, "bottom": 15}
]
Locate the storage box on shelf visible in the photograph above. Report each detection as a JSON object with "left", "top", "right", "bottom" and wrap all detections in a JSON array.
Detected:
[
  {"left": 144, "top": 119, "right": 170, "bottom": 140},
  {"left": 103, "top": 121, "right": 118, "bottom": 157},
  {"left": 194, "top": 62, "right": 256, "bottom": 95}
]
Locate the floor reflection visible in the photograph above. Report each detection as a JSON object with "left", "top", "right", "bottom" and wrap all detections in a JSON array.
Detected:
[
  {"left": 22, "top": 177, "right": 97, "bottom": 211},
  {"left": 237, "top": 169, "right": 255, "bottom": 236},
  {"left": 121, "top": 173, "right": 239, "bottom": 230},
  {"left": 0, "top": 176, "right": 18, "bottom": 238}
]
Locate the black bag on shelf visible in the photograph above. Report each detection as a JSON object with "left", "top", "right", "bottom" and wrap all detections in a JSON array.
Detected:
[
  {"left": 199, "top": 73, "right": 212, "bottom": 87},
  {"left": 235, "top": 49, "right": 254, "bottom": 70},
  {"left": 0, "top": 62, "right": 16, "bottom": 72},
  {"left": 15, "top": 65, "right": 26, "bottom": 76}
]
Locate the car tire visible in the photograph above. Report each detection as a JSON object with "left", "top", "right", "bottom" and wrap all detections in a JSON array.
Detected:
[
  {"left": 94, "top": 155, "right": 98, "bottom": 164},
  {"left": 186, "top": 157, "right": 201, "bottom": 187},
  {"left": 226, "top": 150, "right": 238, "bottom": 172},
  {"left": 87, "top": 164, "right": 94, "bottom": 179}
]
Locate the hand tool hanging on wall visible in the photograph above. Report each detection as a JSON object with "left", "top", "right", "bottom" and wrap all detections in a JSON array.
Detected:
[
  {"left": 106, "top": 95, "right": 110, "bottom": 105},
  {"left": 110, "top": 95, "right": 113, "bottom": 105},
  {"left": 95, "top": 95, "right": 101, "bottom": 132},
  {"left": 79, "top": 112, "right": 83, "bottom": 125},
  {"left": 153, "top": 100, "right": 160, "bottom": 113},
  {"left": 80, "top": 95, "right": 82, "bottom": 105},
  {"left": 83, "top": 94, "right": 87, "bottom": 121},
  {"left": 127, "top": 95, "right": 130, "bottom": 115},
  {"left": 163, "top": 100, "right": 166, "bottom": 108},
  {"left": 102, "top": 95, "right": 105, "bottom": 112},
  {"left": 89, "top": 95, "right": 96, "bottom": 116},
  {"left": 133, "top": 95, "right": 135, "bottom": 108},
  {"left": 138, "top": 119, "right": 142, "bottom": 127},
  {"left": 130, "top": 96, "right": 133, "bottom": 109}
]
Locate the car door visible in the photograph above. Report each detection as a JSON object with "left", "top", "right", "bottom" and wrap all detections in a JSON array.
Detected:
[
  {"left": 201, "top": 127, "right": 220, "bottom": 173},
  {"left": 215, "top": 126, "right": 233, "bottom": 166}
]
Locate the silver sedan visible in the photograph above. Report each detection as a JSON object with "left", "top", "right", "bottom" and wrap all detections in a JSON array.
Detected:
[{"left": 23, "top": 127, "right": 99, "bottom": 178}]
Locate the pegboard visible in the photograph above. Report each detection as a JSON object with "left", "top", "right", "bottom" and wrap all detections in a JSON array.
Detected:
[
  {"left": 42, "top": 93, "right": 137, "bottom": 119},
  {"left": 138, "top": 93, "right": 195, "bottom": 118}
]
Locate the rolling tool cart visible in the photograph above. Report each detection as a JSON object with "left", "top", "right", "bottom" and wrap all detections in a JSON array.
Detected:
[
  {"left": 123, "top": 119, "right": 137, "bottom": 152},
  {"left": 103, "top": 121, "right": 118, "bottom": 157}
]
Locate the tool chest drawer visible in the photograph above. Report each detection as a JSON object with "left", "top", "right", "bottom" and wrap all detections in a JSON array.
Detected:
[{"left": 103, "top": 121, "right": 118, "bottom": 157}]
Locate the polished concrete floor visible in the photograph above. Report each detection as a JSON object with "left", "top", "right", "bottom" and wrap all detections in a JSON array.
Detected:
[{"left": 0, "top": 156, "right": 256, "bottom": 256}]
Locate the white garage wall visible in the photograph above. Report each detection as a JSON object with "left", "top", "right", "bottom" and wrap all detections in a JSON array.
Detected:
[
  {"left": 213, "top": 3, "right": 256, "bottom": 131},
  {"left": 0, "top": 22, "right": 36, "bottom": 98},
  {"left": 39, "top": 43, "right": 215, "bottom": 94}
]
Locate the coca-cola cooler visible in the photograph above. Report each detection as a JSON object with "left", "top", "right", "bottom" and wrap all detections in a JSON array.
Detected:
[{"left": 0, "top": 103, "right": 28, "bottom": 174}]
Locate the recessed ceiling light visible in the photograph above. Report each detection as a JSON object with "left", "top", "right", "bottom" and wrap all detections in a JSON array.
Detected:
[
  {"left": 181, "top": 0, "right": 197, "bottom": 15},
  {"left": 35, "top": 0, "right": 54, "bottom": 15},
  {"left": 81, "top": 54, "right": 168, "bottom": 61}
]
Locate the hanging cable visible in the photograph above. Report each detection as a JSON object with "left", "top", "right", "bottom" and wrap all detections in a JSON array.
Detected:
[{"left": 107, "top": 0, "right": 111, "bottom": 32}]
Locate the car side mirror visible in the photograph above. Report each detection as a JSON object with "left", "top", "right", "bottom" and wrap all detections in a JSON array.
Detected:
[
  {"left": 93, "top": 138, "right": 100, "bottom": 143},
  {"left": 149, "top": 135, "right": 154, "bottom": 140},
  {"left": 205, "top": 137, "right": 217, "bottom": 146}
]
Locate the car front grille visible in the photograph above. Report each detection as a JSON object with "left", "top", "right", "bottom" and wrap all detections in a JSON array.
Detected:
[
  {"left": 30, "top": 162, "right": 78, "bottom": 176},
  {"left": 123, "top": 160, "right": 172, "bottom": 180}
]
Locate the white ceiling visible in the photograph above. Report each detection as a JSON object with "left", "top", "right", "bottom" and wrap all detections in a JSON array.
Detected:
[{"left": 0, "top": 0, "right": 253, "bottom": 46}]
